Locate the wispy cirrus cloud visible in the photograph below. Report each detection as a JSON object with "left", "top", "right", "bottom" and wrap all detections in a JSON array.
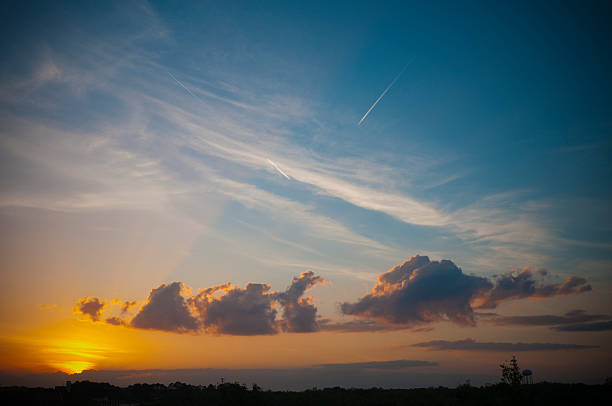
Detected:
[
  {"left": 0, "top": 29, "right": 558, "bottom": 278},
  {"left": 0, "top": 0, "right": 599, "bottom": 304}
]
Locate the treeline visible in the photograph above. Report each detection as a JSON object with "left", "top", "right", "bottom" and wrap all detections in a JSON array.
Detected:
[{"left": 1, "top": 380, "right": 611, "bottom": 405}]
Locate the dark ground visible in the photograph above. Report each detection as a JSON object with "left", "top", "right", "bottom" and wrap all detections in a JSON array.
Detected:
[{"left": 1, "top": 380, "right": 611, "bottom": 405}]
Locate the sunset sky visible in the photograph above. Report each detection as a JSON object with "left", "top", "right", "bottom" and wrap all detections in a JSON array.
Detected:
[{"left": 1, "top": 1, "right": 611, "bottom": 388}]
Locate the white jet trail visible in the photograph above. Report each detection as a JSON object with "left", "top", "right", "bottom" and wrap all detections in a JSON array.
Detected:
[
  {"left": 358, "top": 60, "right": 413, "bottom": 126},
  {"left": 167, "top": 72, "right": 290, "bottom": 182},
  {"left": 267, "top": 159, "right": 291, "bottom": 180},
  {"left": 167, "top": 71, "right": 203, "bottom": 102}
]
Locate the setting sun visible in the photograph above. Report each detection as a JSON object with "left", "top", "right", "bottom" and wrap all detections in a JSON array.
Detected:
[{"left": 51, "top": 361, "right": 95, "bottom": 375}]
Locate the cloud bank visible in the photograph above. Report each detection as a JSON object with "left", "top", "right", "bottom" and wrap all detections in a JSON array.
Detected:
[
  {"left": 485, "top": 309, "right": 610, "bottom": 328},
  {"left": 553, "top": 321, "right": 612, "bottom": 332},
  {"left": 412, "top": 338, "right": 598, "bottom": 352},
  {"left": 74, "top": 256, "right": 593, "bottom": 333},
  {"left": 319, "top": 360, "right": 437, "bottom": 369}
]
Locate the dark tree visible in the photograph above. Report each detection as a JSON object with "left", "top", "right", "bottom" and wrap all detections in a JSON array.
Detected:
[{"left": 500, "top": 355, "right": 522, "bottom": 386}]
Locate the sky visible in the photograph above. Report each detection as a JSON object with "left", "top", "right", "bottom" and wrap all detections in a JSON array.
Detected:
[{"left": 1, "top": 0, "right": 611, "bottom": 389}]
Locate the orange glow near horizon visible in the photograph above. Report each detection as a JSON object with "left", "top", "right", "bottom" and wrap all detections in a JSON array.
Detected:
[
  {"left": 0, "top": 318, "right": 151, "bottom": 374},
  {"left": 50, "top": 361, "right": 95, "bottom": 374}
]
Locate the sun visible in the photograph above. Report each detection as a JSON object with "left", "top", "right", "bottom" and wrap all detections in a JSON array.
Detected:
[{"left": 51, "top": 360, "right": 95, "bottom": 374}]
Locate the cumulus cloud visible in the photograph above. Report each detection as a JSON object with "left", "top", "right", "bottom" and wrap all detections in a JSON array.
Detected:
[
  {"left": 186, "top": 271, "right": 328, "bottom": 335},
  {"left": 341, "top": 256, "right": 492, "bottom": 326},
  {"left": 476, "top": 268, "right": 592, "bottom": 309},
  {"left": 76, "top": 257, "right": 593, "bottom": 333},
  {"left": 113, "top": 272, "right": 328, "bottom": 335},
  {"left": 73, "top": 297, "right": 105, "bottom": 321},
  {"left": 341, "top": 256, "right": 593, "bottom": 328},
  {"left": 274, "top": 271, "right": 328, "bottom": 332},
  {"left": 412, "top": 338, "right": 598, "bottom": 351},
  {"left": 188, "top": 282, "right": 278, "bottom": 335},
  {"left": 130, "top": 282, "right": 200, "bottom": 332}
]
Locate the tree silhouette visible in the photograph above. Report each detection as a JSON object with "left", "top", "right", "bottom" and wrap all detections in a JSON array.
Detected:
[{"left": 500, "top": 355, "right": 522, "bottom": 386}]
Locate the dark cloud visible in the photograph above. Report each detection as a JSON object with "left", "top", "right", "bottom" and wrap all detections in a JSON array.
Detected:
[
  {"left": 341, "top": 255, "right": 492, "bottom": 326},
  {"left": 558, "top": 276, "right": 592, "bottom": 295},
  {"left": 274, "top": 271, "right": 327, "bottom": 333},
  {"left": 130, "top": 282, "right": 200, "bottom": 332},
  {"left": 553, "top": 321, "right": 612, "bottom": 332},
  {"left": 189, "top": 282, "right": 278, "bottom": 335},
  {"left": 477, "top": 268, "right": 592, "bottom": 309},
  {"left": 121, "top": 300, "right": 138, "bottom": 314},
  {"left": 413, "top": 338, "right": 598, "bottom": 352},
  {"left": 318, "top": 319, "right": 404, "bottom": 332},
  {"left": 187, "top": 271, "right": 328, "bottom": 335},
  {"left": 318, "top": 360, "right": 438, "bottom": 369},
  {"left": 105, "top": 316, "right": 126, "bottom": 326},
  {"left": 486, "top": 309, "right": 610, "bottom": 327},
  {"left": 317, "top": 318, "right": 431, "bottom": 333},
  {"left": 73, "top": 297, "right": 105, "bottom": 321}
]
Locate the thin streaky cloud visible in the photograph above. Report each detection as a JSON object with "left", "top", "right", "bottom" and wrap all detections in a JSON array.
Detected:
[
  {"left": 412, "top": 338, "right": 599, "bottom": 352},
  {"left": 167, "top": 71, "right": 203, "bottom": 103},
  {"left": 159, "top": 96, "right": 549, "bottom": 250},
  {"left": 267, "top": 158, "right": 291, "bottom": 180},
  {"left": 358, "top": 60, "right": 413, "bottom": 126}
]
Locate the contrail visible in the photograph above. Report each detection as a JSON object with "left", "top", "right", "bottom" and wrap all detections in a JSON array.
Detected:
[
  {"left": 267, "top": 159, "right": 291, "bottom": 180},
  {"left": 358, "top": 60, "right": 413, "bottom": 126},
  {"left": 167, "top": 72, "right": 291, "bottom": 182},
  {"left": 167, "top": 71, "right": 203, "bottom": 102}
]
